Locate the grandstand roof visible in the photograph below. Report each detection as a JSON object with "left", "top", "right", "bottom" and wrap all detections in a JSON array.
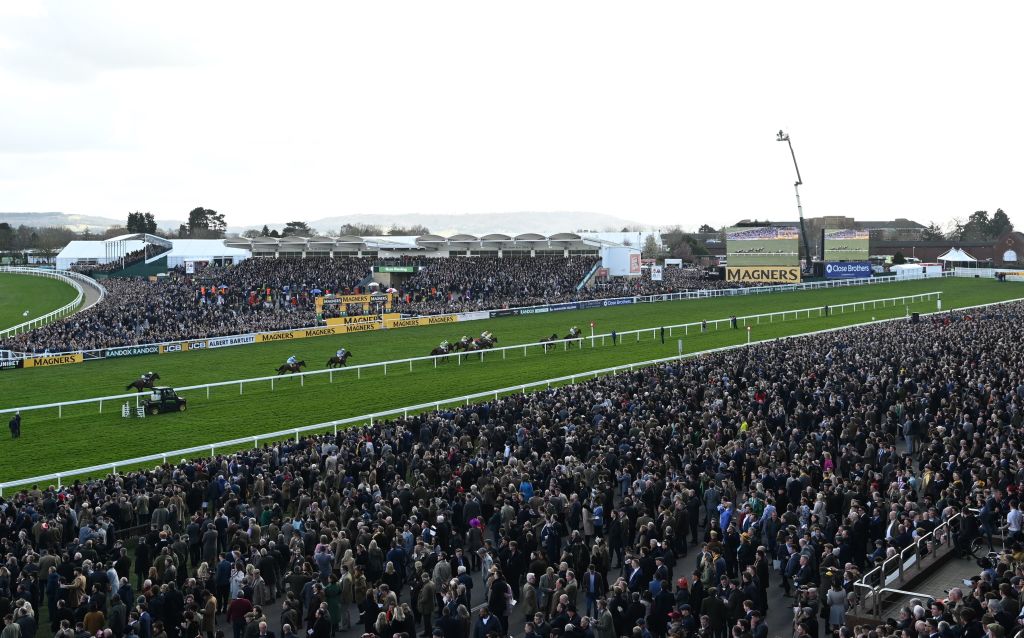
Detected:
[
  {"left": 226, "top": 232, "right": 610, "bottom": 252},
  {"left": 165, "top": 240, "right": 250, "bottom": 259},
  {"left": 105, "top": 233, "right": 173, "bottom": 248},
  {"left": 57, "top": 239, "right": 145, "bottom": 261}
]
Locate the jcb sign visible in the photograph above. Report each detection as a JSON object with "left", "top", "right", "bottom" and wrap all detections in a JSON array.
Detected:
[{"left": 725, "top": 266, "right": 801, "bottom": 284}]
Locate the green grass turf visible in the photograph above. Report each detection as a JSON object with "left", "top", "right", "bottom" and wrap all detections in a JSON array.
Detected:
[
  {"left": 0, "top": 278, "right": 1021, "bottom": 485},
  {"left": 0, "top": 273, "right": 78, "bottom": 332}
]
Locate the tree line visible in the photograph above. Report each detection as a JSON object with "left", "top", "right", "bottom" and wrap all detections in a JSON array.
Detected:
[{"left": 922, "top": 209, "right": 1014, "bottom": 241}]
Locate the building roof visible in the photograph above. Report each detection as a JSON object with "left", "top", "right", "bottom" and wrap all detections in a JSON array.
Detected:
[
  {"left": 226, "top": 232, "right": 610, "bottom": 251},
  {"left": 165, "top": 240, "right": 250, "bottom": 259},
  {"left": 56, "top": 240, "right": 146, "bottom": 260},
  {"left": 104, "top": 233, "right": 173, "bottom": 247}
]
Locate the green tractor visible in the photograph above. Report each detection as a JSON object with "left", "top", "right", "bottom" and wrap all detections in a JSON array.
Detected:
[{"left": 142, "top": 387, "right": 187, "bottom": 415}]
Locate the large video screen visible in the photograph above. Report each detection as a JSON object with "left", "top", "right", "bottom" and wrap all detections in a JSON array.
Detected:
[
  {"left": 823, "top": 229, "right": 869, "bottom": 262},
  {"left": 725, "top": 226, "right": 800, "bottom": 267}
]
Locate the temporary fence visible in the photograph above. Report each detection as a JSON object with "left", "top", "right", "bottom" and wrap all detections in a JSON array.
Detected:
[
  {"left": 2, "top": 291, "right": 1016, "bottom": 495},
  {"left": 0, "top": 291, "right": 943, "bottom": 420}
]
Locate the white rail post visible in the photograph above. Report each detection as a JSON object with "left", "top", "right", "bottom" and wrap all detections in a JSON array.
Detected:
[
  {"left": 409, "top": 360, "right": 413, "bottom": 371},
  {"left": 239, "top": 382, "right": 243, "bottom": 395},
  {"left": 207, "top": 387, "right": 210, "bottom": 399},
  {"left": 271, "top": 378, "right": 275, "bottom": 391}
]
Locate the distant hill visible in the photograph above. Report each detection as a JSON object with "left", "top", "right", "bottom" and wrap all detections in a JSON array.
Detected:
[
  {"left": 302, "top": 212, "right": 646, "bottom": 236},
  {"left": 0, "top": 212, "right": 184, "bottom": 233},
  {"left": 1, "top": 211, "right": 648, "bottom": 237}
]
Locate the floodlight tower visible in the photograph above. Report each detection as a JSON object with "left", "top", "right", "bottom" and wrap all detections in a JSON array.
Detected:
[{"left": 776, "top": 130, "right": 813, "bottom": 273}]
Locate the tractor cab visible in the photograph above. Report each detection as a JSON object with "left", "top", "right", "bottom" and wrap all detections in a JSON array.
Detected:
[{"left": 143, "top": 387, "right": 187, "bottom": 415}]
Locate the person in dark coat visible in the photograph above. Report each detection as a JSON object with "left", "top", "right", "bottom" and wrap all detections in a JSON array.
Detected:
[
  {"left": 472, "top": 606, "right": 501, "bottom": 638},
  {"left": 648, "top": 583, "right": 674, "bottom": 638},
  {"left": 698, "top": 588, "right": 727, "bottom": 637},
  {"left": 487, "top": 573, "right": 510, "bottom": 635},
  {"left": 310, "top": 608, "right": 331, "bottom": 638}
]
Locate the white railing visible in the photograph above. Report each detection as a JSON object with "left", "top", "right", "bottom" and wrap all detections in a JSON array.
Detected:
[
  {"left": 0, "top": 292, "right": 943, "bottom": 419},
  {"left": 3, "top": 291, "right": 1016, "bottom": 494},
  {"left": 3, "top": 270, "right": 959, "bottom": 361},
  {"left": 0, "top": 267, "right": 86, "bottom": 338}
]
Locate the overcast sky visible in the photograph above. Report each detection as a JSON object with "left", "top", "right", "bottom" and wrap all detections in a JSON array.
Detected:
[{"left": 2, "top": 1, "right": 1022, "bottom": 231}]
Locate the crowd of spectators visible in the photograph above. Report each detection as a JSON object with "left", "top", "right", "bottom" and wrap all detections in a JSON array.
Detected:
[
  {"left": 1, "top": 259, "right": 375, "bottom": 353},
  {"left": 3, "top": 303, "right": 1024, "bottom": 638},
  {"left": 391, "top": 257, "right": 600, "bottom": 316},
  {"left": 588, "top": 268, "right": 741, "bottom": 298},
  {"left": 72, "top": 247, "right": 170, "bottom": 276}
]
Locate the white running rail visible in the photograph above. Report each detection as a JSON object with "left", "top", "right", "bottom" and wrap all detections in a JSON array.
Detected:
[{"left": 0, "top": 268, "right": 86, "bottom": 339}]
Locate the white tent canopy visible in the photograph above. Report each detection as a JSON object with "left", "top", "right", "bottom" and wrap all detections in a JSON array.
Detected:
[
  {"left": 937, "top": 247, "right": 977, "bottom": 262},
  {"left": 55, "top": 240, "right": 146, "bottom": 270}
]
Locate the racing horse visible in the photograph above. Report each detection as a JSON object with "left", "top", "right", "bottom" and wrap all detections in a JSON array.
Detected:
[
  {"left": 539, "top": 334, "right": 559, "bottom": 353},
  {"left": 430, "top": 345, "right": 451, "bottom": 362},
  {"left": 275, "top": 360, "right": 306, "bottom": 375},
  {"left": 475, "top": 335, "right": 498, "bottom": 349},
  {"left": 563, "top": 328, "right": 583, "bottom": 349},
  {"left": 325, "top": 351, "right": 353, "bottom": 368},
  {"left": 126, "top": 372, "right": 160, "bottom": 392}
]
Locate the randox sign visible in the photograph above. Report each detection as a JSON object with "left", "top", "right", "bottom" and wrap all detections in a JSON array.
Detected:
[
  {"left": 106, "top": 345, "right": 160, "bottom": 358},
  {"left": 725, "top": 266, "right": 802, "bottom": 283}
]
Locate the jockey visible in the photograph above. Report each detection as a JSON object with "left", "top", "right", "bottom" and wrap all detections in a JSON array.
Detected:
[
  {"left": 440, "top": 339, "right": 450, "bottom": 351},
  {"left": 481, "top": 330, "right": 493, "bottom": 341},
  {"left": 335, "top": 347, "right": 347, "bottom": 359},
  {"left": 142, "top": 371, "right": 154, "bottom": 381},
  {"left": 570, "top": 326, "right": 580, "bottom": 337},
  {"left": 460, "top": 335, "right": 470, "bottom": 344},
  {"left": 287, "top": 355, "right": 298, "bottom": 366}
]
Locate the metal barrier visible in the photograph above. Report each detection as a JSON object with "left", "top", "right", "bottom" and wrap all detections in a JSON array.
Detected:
[
  {"left": 2, "top": 291, "right": 1010, "bottom": 494},
  {"left": 0, "top": 267, "right": 86, "bottom": 339},
  {"left": 0, "top": 292, "right": 943, "bottom": 419},
  {"left": 852, "top": 510, "right": 962, "bottom": 618}
]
